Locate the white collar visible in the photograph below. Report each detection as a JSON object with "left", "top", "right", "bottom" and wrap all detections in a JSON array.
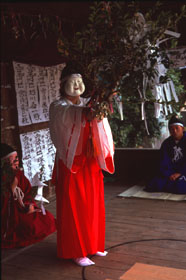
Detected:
[{"left": 64, "top": 97, "right": 83, "bottom": 106}]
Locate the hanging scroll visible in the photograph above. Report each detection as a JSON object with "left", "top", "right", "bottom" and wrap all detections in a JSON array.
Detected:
[
  {"left": 13, "top": 61, "right": 66, "bottom": 126},
  {"left": 20, "top": 128, "right": 56, "bottom": 184}
]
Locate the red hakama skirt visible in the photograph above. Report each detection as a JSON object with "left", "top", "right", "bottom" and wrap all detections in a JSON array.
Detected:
[{"left": 52, "top": 122, "right": 106, "bottom": 259}]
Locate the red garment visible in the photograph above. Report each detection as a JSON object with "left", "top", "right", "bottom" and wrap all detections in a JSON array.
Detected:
[
  {"left": 1, "top": 169, "right": 56, "bottom": 249},
  {"left": 52, "top": 121, "right": 107, "bottom": 259}
]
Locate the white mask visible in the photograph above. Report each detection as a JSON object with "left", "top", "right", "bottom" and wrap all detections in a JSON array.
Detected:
[{"left": 64, "top": 74, "right": 85, "bottom": 97}]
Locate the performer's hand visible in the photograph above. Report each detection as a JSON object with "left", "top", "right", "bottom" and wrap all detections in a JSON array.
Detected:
[
  {"left": 169, "top": 173, "right": 181, "bottom": 181},
  {"left": 27, "top": 203, "right": 35, "bottom": 214},
  {"left": 27, "top": 204, "right": 41, "bottom": 214}
]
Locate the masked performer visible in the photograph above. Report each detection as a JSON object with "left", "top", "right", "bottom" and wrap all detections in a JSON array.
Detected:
[
  {"left": 49, "top": 63, "right": 115, "bottom": 266},
  {"left": 1, "top": 143, "right": 56, "bottom": 248},
  {"left": 145, "top": 115, "right": 186, "bottom": 194}
]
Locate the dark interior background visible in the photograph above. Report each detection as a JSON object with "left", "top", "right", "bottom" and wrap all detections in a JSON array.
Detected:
[{"left": 1, "top": 1, "right": 186, "bottom": 63}]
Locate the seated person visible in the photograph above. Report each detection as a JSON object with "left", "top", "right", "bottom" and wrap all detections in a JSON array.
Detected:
[
  {"left": 1, "top": 143, "right": 56, "bottom": 248},
  {"left": 145, "top": 115, "right": 186, "bottom": 194}
]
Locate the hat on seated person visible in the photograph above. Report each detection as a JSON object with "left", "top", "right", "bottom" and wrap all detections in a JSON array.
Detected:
[{"left": 168, "top": 115, "right": 184, "bottom": 128}]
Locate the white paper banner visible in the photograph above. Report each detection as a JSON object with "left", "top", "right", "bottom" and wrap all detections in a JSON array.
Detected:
[
  {"left": 13, "top": 61, "right": 66, "bottom": 126},
  {"left": 20, "top": 128, "right": 56, "bottom": 183},
  {"left": 13, "top": 62, "right": 32, "bottom": 126}
]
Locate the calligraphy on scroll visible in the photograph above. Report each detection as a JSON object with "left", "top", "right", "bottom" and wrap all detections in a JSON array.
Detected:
[
  {"left": 20, "top": 128, "right": 56, "bottom": 184},
  {"left": 13, "top": 61, "right": 66, "bottom": 126}
]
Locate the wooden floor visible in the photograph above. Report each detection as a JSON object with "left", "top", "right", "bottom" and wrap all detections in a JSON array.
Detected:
[{"left": 1, "top": 179, "right": 186, "bottom": 280}]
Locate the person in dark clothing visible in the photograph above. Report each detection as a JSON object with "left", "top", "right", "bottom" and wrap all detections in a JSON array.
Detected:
[{"left": 145, "top": 115, "right": 186, "bottom": 194}]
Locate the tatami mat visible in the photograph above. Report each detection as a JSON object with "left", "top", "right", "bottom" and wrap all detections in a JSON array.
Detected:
[{"left": 118, "top": 185, "right": 186, "bottom": 201}]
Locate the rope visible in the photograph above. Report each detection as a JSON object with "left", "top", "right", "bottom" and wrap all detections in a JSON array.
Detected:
[{"left": 82, "top": 238, "right": 186, "bottom": 280}]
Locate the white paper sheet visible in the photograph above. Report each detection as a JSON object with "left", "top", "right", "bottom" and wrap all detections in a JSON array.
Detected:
[
  {"left": 20, "top": 128, "right": 56, "bottom": 183},
  {"left": 13, "top": 61, "right": 66, "bottom": 126}
]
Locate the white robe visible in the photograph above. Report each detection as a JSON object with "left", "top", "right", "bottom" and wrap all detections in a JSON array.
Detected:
[{"left": 49, "top": 97, "right": 114, "bottom": 174}]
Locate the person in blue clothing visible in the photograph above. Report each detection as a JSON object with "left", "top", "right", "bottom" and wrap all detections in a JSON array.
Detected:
[{"left": 145, "top": 115, "right": 186, "bottom": 194}]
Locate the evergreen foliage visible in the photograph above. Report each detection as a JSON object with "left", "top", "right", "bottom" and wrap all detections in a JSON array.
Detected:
[
  {"left": 2, "top": 2, "right": 185, "bottom": 147},
  {"left": 57, "top": 1, "right": 185, "bottom": 147}
]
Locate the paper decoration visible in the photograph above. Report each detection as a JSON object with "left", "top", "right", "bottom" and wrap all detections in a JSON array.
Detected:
[
  {"left": 114, "top": 94, "right": 123, "bottom": 120},
  {"left": 151, "top": 38, "right": 179, "bottom": 119},
  {"left": 31, "top": 172, "right": 49, "bottom": 203},
  {"left": 131, "top": 14, "right": 180, "bottom": 123},
  {"left": 152, "top": 81, "right": 179, "bottom": 119},
  {"left": 20, "top": 128, "right": 56, "bottom": 183},
  {"left": 13, "top": 61, "right": 66, "bottom": 126}
]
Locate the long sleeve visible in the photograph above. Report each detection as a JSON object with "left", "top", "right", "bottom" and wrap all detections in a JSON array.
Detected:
[
  {"left": 49, "top": 98, "right": 85, "bottom": 171},
  {"left": 49, "top": 97, "right": 115, "bottom": 174},
  {"left": 159, "top": 140, "right": 174, "bottom": 177},
  {"left": 178, "top": 133, "right": 186, "bottom": 176}
]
